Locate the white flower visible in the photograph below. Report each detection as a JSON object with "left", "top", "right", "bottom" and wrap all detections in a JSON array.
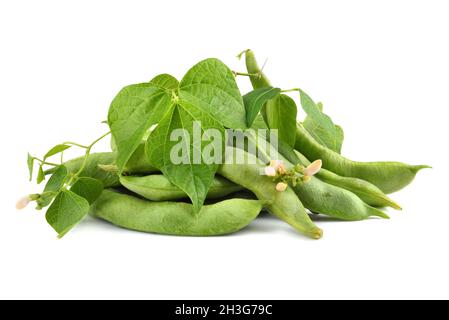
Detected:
[
  {"left": 275, "top": 182, "right": 288, "bottom": 192},
  {"left": 270, "top": 159, "right": 283, "bottom": 168},
  {"left": 16, "top": 196, "right": 31, "bottom": 210},
  {"left": 304, "top": 159, "right": 322, "bottom": 177},
  {"left": 264, "top": 166, "right": 277, "bottom": 177},
  {"left": 270, "top": 159, "right": 286, "bottom": 174}
]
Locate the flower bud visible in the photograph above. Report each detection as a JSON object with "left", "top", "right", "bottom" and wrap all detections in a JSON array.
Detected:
[
  {"left": 275, "top": 182, "right": 288, "bottom": 192},
  {"left": 264, "top": 166, "right": 277, "bottom": 177},
  {"left": 16, "top": 196, "right": 31, "bottom": 210}
]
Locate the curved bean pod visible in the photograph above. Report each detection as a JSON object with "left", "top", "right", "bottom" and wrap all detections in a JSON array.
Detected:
[
  {"left": 59, "top": 152, "right": 121, "bottom": 187},
  {"left": 120, "top": 174, "right": 244, "bottom": 201},
  {"left": 293, "top": 177, "right": 389, "bottom": 220},
  {"left": 295, "top": 124, "right": 430, "bottom": 194},
  {"left": 244, "top": 49, "right": 272, "bottom": 89},
  {"left": 90, "top": 189, "right": 263, "bottom": 236},
  {"left": 218, "top": 147, "right": 322, "bottom": 239},
  {"left": 294, "top": 151, "right": 401, "bottom": 209}
]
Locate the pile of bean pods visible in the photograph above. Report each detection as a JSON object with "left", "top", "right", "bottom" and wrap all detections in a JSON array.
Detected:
[{"left": 19, "top": 50, "right": 429, "bottom": 239}]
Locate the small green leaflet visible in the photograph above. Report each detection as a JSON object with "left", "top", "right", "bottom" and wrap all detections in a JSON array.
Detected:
[
  {"left": 299, "top": 89, "right": 343, "bottom": 153},
  {"left": 335, "top": 124, "right": 344, "bottom": 154},
  {"left": 70, "top": 177, "right": 103, "bottom": 204},
  {"left": 27, "top": 153, "right": 34, "bottom": 181},
  {"left": 44, "top": 144, "right": 71, "bottom": 160},
  {"left": 179, "top": 58, "right": 247, "bottom": 129},
  {"left": 108, "top": 83, "right": 173, "bottom": 172},
  {"left": 265, "top": 94, "right": 297, "bottom": 148},
  {"left": 305, "top": 102, "right": 344, "bottom": 153},
  {"left": 45, "top": 190, "right": 90, "bottom": 238},
  {"left": 150, "top": 74, "right": 179, "bottom": 92},
  {"left": 251, "top": 114, "right": 268, "bottom": 130},
  {"left": 36, "top": 165, "right": 68, "bottom": 209},
  {"left": 243, "top": 87, "right": 280, "bottom": 127},
  {"left": 37, "top": 165, "right": 45, "bottom": 184},
  {"left": 146, "top": 100, "right": 224, "bottom": 213}
]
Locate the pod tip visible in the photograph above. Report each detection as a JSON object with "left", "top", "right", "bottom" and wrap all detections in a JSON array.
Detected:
[
  {"left": 310, "top": 227, "right": 323, "bottom": 239},
  {"left": 388, "top": 200, "right": 402, "bottom": 211},
  {"left": 414, "top": 165, "right": 432, "bottom": 171},
  {"left": 375, "top": 210, "right": 390, "bottom": 219}
]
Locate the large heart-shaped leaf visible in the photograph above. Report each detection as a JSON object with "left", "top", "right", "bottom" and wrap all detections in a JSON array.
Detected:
[
  {"left": 108, "top": 83, "right": 173, "bottom": 171},
  {"left": 146, "top": 100, "right": 224, "bottom": 213},
  {"left": 179, "top": 58, "right": 246, "bottom": 129},
  {"left": 150, "top": 74, "right": 179, "bottom": 92}
]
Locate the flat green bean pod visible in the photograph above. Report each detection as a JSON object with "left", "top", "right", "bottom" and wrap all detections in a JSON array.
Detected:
[
  {"left": 218, "top": 147, "right": 323, "bottom": 239},
  {"left": 90, "top": 189, "right": 263, "bottom": 236},
  {"left": 294, "top": 151, "right": 401, "bottom": 209},
  {"left": 293, "top": 177, "right": 389, "bottom": 220},
  {"left": 295, "top": 124, "right": 430, "bottom": 194},
  {"left": 120, "top": 174, "right": 244, "bottom": 201},
  {"left": 59, "top": 152, "right": 121, "bottom": 187}
]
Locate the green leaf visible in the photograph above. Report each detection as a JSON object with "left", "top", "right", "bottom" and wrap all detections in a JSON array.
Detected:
[
  {"left": 44, "top": 144, "right": 71, "bottom": 160},
  {"left": 37, "top": 165, "right": 45, "bottom": 184},
  {"left": 179, "top": 58, "right": 246, "bottom": 129},
  {"left": 146, "top": 100, "right": 224, "bottom": 213},
  {"left": 150, "top": 74, "right": 179, "bottom": 91},
  {"left": 108, "top": 83, "right": 173, "bottom": 172},
  {"left": 27, "top": 153, "right": 34, "bottom": 181},
  {"left": 300, "top": 90, "right": 343, "bottom": 153},
  {"left": 251, "top": 114, "right": 268, "bottom": 130},
  {"left": 243, "top": 87, "right": 281, "bottom": 127},
  {"left": 45, "top": 190, "right": 90, "bottom": 237},
  {"left": 36, "top": 165, "right": 68, "bottom": 209},
  {"left": 335, "top": 124, "right": 344, "bottom": 154},
  {"left": 265, "top": 94, "right": 297, "bottom": 147},
  {"left": 70, "top": 177, "right": 103, "bottom": 204}
]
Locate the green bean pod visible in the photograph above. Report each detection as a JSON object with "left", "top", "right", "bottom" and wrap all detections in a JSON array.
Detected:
[
  {"left": 90, "top": 189, "right": 263, "bottom": 236},
  {"left": 125, "top": 143, "right": 157, "bottom": 174},
  {"left": 47, "top": 146, "right": 157, "bottom": 187},
  {"left": 294, "top": 151, "right": 401, "bottom": 209},
  {"left": 218, "top": 147, "right": 322, "bottom": 239},
  {"left": 295, "top": 124, "right": 430, "bottom": 194},
  {"left": 60, "top": 152, "right": 121, "bottom": 187},
  {"left": 120, "top": 174, "right": 244, "bottom": 201},
  {"left": 293, "top": 177, "right": 389, "bottom": 220},
  {"left": 244, "top": 49, "right": 272, "bottom": 89}
]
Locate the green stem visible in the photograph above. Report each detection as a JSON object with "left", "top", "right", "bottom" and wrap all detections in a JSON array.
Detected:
[
  {"left": 233, "top": 71, "right": 261, "bottom": 78},
  {"left": 68, "top": 131, "right": 111, "bottom": 185},
  {"left": 281, "top": 88, "right": 300, "bottom": 93},
  {"left": 33, "top": 158, "right": 60, "bottom": 167},
  {"left": 62, "top": 141, "right": 89, "bottom": 149}
]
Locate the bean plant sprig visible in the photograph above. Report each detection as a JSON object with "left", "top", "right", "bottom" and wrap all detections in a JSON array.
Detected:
[
  {"left": 19, "top": 131, "right": 110, "bottom": 237},
  {"left": 17, "top": 50, "right": 429, "bottom": 239}
]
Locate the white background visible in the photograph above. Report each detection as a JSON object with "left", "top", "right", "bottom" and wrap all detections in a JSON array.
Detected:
[{"left": 1, "top": 0, "right": 448, "bottom": 299}]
